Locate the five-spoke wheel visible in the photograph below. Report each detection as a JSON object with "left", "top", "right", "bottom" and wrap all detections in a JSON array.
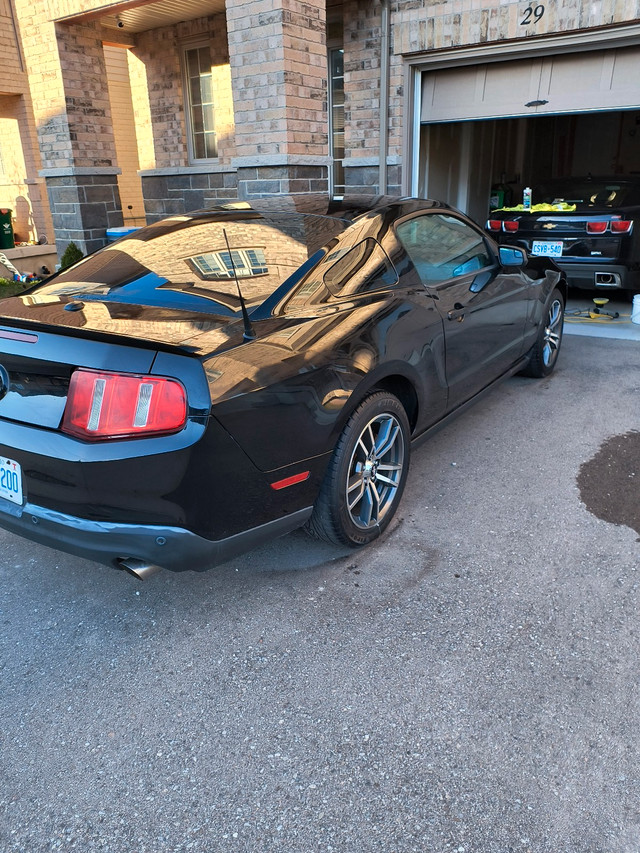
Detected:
[
  {"left": 521, "top": 287, "right": 565, "bottom": 377},
  {"left": 306, "top": 392, "right": 410, "bottom": 547}
]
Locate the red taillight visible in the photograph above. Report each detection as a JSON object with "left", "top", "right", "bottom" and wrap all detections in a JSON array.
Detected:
[
  {"left": 62, "top": 369, "right": 187, "bottom": 440},
  {"left": 502, "top": 220, "right": 519, "bottom": 233},
  {"left": 486, "top": 219, "right": 503, "bottom": 232},
  {"left": 586, "top": 221, "right": 608, "bottom": 234},
  {"left": 611, "top": 219, "right": 633, "bottom": 234}
]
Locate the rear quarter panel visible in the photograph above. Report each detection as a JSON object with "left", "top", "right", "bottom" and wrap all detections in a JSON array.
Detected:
[{"left": 205, "top": 289, "right": 447, "bottom": 472}]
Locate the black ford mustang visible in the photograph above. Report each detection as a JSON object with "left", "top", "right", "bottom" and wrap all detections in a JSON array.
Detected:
[
  {"left": 0, "top": 196, "right": 565, "bottom": 578},
  {"left": 486, "top": 176, "right": 640, "bottom": 297}
]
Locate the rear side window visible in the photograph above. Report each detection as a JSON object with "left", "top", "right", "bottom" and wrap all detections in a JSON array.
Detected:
[
  {"left": 323, "top": 238, "right": 398, "bottom": 296},
  {"left": 396, "top": 214, "right": 493, "bottom": 285}
]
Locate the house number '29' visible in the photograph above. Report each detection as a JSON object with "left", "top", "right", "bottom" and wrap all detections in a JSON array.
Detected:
[{"left": 521, "top": 4, "right": 545, "bottom": 25}]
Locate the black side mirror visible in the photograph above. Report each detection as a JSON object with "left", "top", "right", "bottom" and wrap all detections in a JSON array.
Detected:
[{"left": 499, "top": 246, "right": 527, "bottom": 267}]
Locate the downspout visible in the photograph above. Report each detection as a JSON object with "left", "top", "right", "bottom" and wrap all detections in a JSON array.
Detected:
[{"left": 379, "top": 0, "right": 390, "bottom": 195}]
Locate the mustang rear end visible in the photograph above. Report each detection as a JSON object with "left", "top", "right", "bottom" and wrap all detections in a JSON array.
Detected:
[{"left": 0, "top": 320, "right": 310, "bottom": 576}]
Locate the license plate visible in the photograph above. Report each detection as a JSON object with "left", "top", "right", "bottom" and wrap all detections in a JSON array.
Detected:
[
  {"left": 532, "top": 240, "right": 563, "bottom": 257},
  {"left": 0, "top": 458, "right": 23, "bottom": 505}
]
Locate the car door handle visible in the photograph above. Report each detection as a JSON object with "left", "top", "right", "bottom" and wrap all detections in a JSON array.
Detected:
[{"left": 447, "top": 303, "right": 466, "bottom": 322}]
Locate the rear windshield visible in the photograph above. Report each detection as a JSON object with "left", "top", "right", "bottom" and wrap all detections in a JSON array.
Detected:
[
  {"left": 33, "top": 211, "right": 349, "bottom": 314},
  {"left": 532, "top": 179, "right": 640, "bottom": 209}
]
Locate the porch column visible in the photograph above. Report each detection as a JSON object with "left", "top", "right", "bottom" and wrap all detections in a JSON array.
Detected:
[
  {"left": 36, "top": 21, "right": 124, "bottom": 256},
  {"left": 226, "top": 0, "right": 330, "bottom": 199}
]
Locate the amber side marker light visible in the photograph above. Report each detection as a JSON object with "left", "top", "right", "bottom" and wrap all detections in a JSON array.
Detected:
[{"left": 62, "top": 368, "right": 187, "bottom": 440}]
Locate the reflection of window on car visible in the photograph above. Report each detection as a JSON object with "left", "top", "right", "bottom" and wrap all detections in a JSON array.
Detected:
[
  {"left": 396, "top": 214, "right": 492, "bottom": 285},
  {"left": 322, "top": 238, "right": 398, "bottom": 296},
  {"left": 188, "top": 248, "right": 268, "bottom": 280}
]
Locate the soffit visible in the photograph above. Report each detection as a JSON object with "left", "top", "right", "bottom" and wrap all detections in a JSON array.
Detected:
[{"left": 60, "top": 0, "right": 226, "bottom": 34}]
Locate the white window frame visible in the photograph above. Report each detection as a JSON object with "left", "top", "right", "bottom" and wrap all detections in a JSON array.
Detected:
[{"left": 182, "top": 40, "right": 218, "bottom": 164}]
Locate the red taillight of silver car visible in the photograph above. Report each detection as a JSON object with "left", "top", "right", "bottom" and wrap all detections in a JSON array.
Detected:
[{"left": 62, "top": 368, "right": 187, "bottom": 440}]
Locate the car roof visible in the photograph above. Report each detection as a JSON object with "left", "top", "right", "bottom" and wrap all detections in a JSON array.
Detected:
[{"left": 202, "top": 194, "right": 444, "bottom": 222}]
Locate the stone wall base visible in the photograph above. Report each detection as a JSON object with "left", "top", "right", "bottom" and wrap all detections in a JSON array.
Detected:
[
  {"left": 343, "top": 163, "right": 402, "bottom": 197},
  {"left": 237, "top": 165, "right": 328, "bottom": 200},
  {"left": 141, "top": 170, "right": 239, "bottom": 222},
  {"left": 44, "top": 173, "right": 123, "bottom": 257}
]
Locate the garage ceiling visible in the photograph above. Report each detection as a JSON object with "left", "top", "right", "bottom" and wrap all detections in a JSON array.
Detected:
[{"left": 421, "top": 45, "right": 640, "bottom": 122}]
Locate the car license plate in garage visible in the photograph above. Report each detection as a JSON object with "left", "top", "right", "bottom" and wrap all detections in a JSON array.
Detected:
[
  {"left": 0, "top": 458, "right": 23, "bottom": 505},
  {"left": 532, "top": 241, "right": 563, "bottom": 258}
]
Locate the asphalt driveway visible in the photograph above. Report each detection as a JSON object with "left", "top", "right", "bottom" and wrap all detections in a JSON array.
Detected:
[{"left": 1, "top": 333, "right": 638, "bottom": 853}]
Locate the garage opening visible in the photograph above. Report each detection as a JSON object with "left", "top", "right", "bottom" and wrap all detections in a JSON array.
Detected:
[{"left": 416, "top": 44, "right": 640, "bottom": 227}]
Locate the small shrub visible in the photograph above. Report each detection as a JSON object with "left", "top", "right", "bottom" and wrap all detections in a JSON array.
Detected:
[
  {"left": 60, "top": 241, "right": 84, "bottom": 269},
  {"left": 0, "top": 278, "right": 31, "bottom": 297}
]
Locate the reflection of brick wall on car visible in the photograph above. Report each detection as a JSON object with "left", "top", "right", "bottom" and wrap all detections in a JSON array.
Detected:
[{"left": 105, "top": 221, "right": 310, "bottom": 304}]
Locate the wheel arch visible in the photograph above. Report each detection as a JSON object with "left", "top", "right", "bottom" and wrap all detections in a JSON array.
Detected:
[
  {"left": 337, "top": 367, "right": 421, "bottom": 437},
  {"left": 368, "top": 374, "right": 419, "bottom": 432},
  {"left": 554, "top": 274, "right": 569, "bottom": 305}
]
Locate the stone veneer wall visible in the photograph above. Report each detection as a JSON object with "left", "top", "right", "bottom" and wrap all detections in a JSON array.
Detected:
[
  {"left": 141, "top": 169, "right": 239, "bottom": 223},
  {"left": 45, "top": 172, "right": 123, "bottom": 256}
]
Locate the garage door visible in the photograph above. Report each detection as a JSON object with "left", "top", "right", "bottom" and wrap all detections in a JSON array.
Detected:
[{"left": 420, "top": 45, "right": 640, "bottom": 123}]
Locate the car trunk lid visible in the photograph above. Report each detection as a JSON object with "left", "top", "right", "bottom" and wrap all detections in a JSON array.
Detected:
[{"left": 0, "top": 322, "right": 161, "bottom": 430}]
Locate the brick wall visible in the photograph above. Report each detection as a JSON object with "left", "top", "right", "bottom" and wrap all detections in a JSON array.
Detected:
[
  {"left": 0, "top": 3, "right": 54, "bottom": 245},
  {"left": 226, "top": 0, "right": 328, "bottom": 159},
  {"left": 133, "top": 13, "right": 235, "bottom": 169},
  {"left": 57, "top": 22, "right": 118, "bottom": 169},
  {"left": 104, "top": 45, "right": 146, "bottom": 224}
]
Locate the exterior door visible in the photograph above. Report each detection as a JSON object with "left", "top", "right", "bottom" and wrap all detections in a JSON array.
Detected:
[{"left": 396, "top": 212, "right": 530, "bottom": 409}]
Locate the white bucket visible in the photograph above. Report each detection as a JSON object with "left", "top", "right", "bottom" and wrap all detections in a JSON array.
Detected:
[{"left": 632, "top": 294, "right": 640, "bottom": 325}]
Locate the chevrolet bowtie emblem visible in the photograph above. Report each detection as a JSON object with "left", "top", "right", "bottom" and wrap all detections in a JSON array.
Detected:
[{"left": 542, "top": 223, "right": 557, "bottom": 229}]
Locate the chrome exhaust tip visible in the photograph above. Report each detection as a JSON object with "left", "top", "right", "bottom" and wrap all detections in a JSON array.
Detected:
[
  {"left": 117, "top": 558, "right": 163, "bottom": 580},
  {"left": 594, "top": 271, "right": 621, "bottom": 287}
]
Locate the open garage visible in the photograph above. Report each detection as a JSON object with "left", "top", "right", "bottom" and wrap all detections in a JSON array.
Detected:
[{"left": 411, "top": 41, "right": 640, "bottom": 227}]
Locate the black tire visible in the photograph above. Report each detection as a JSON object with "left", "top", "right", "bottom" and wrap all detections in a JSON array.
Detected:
[
  {"left": 306, "top": 391, "right": 410, "bottom": 547},
  {"left": 520, "top": 287, "right": 564, "bottom": 378}
]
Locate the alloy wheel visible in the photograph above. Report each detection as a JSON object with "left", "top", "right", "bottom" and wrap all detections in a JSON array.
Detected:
[
  {"left": 345, "top": 412, "right": 405, "bottom": 530},
  {"left": 542, "top": 298, "right": 563, "bottom": 367}
]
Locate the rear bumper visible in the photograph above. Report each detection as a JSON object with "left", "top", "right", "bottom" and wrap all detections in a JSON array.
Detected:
[
  {"left": 0, "top": 498, "right": 312, "bottom": 573},
  {"left": 555, "top": 261, "right": 635, "bottom": 291}
]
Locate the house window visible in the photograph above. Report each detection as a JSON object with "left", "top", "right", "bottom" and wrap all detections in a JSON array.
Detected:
[
  {"left": 184, "top": 44, "right": 217, "bottom": 161},
  {"left": 329, "top": 48, "right": 345, "bottom": 198}
]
